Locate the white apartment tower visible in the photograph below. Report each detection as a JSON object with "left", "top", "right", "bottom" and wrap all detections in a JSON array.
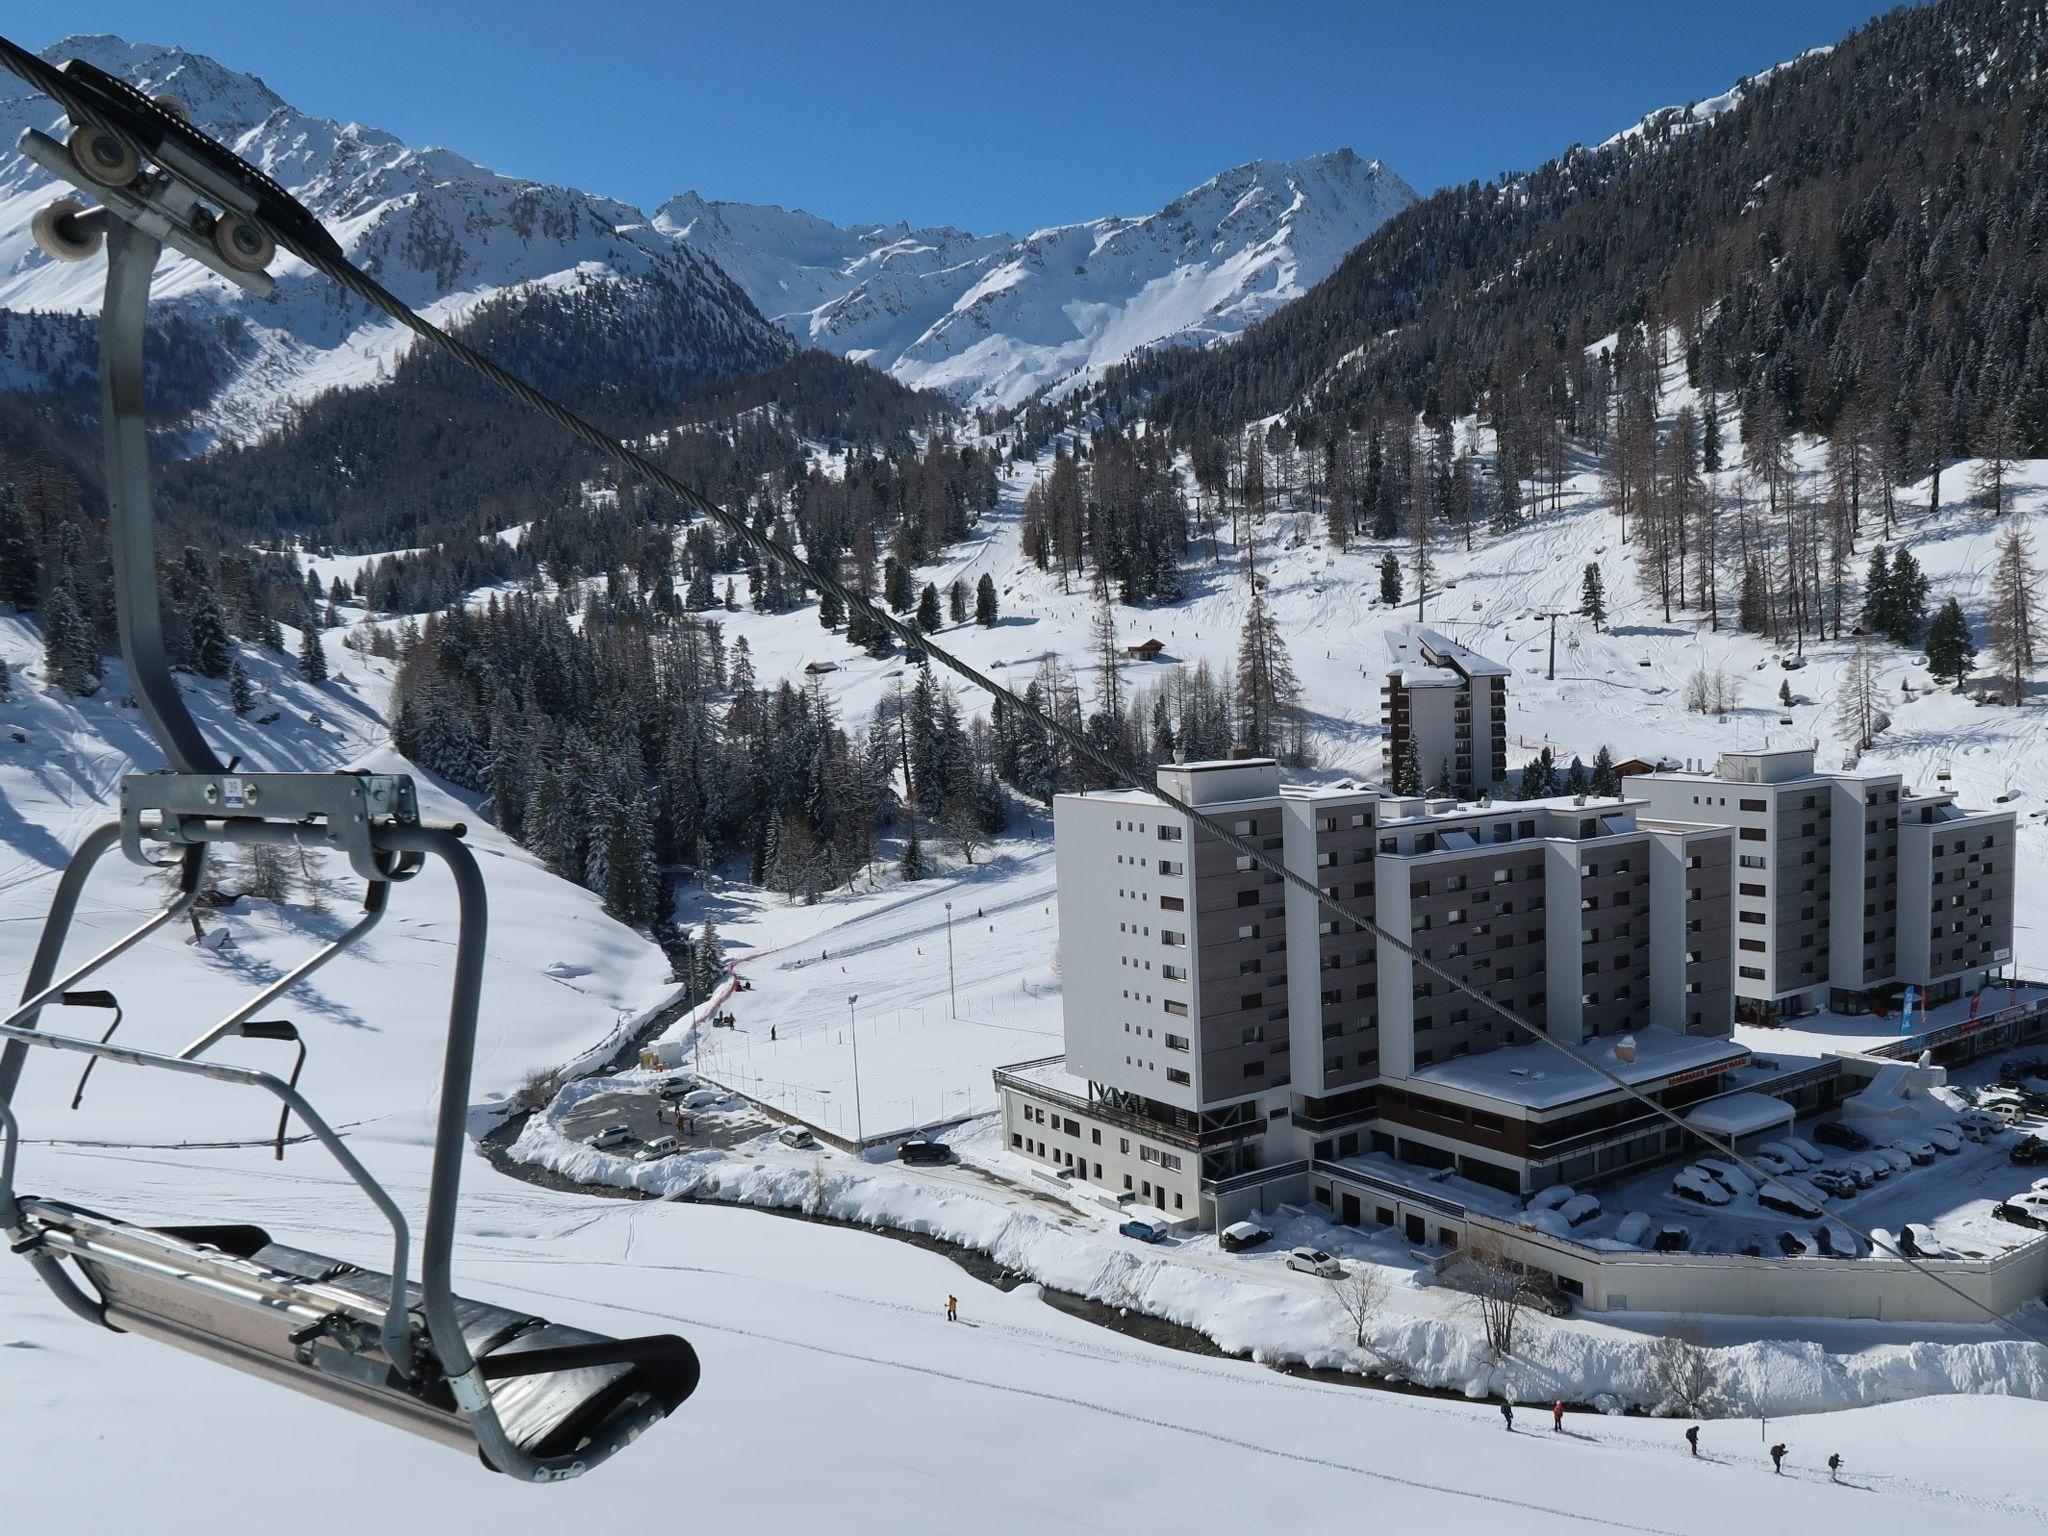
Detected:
[{"left": 1382, "top": 626, "right": 1510, "bottom": 796}]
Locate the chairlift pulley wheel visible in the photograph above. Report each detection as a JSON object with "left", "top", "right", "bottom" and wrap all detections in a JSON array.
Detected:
[
  {"left": 65, "top": 121, "right": 138, "bottom": 187},
  {"left": 209, "top": 209, "right": 275, "bottom": 274},
  {"left": 31, "top": 198, "right": 100, "bottom": 262}
]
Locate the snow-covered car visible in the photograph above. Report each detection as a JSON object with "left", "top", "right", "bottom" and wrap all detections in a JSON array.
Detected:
[
  {"left": 1784, "top": 1136, "right": 1825, "bottom": 1164},
  {"left": 1284, "top": 1246, "right": 1344, "bottom": 1278},
  {"left": 1923, "top": 1125, "right": 1963, "bottom": 1155},
  {"left": 1527, "top": 1185, "right": 1576, "bottom": 1213},
  {"left": 1614, "top": 1211, "right": 1653, "bottom": 1247},
  {"left": 1992, "top": 1199, "right": 2048, "bottom": 1231},
  {"left": 1757, "top": 1179, "right": 1823, "bottom": 1219},
  {"left": 1814, "top": 1223, "right": 1858, "bottom": 1256},
  {"left": 1694, "top": 1159, "right": 1756, "bottom": 1196},
  {"left": 1652, "top": 1224, "right": 1691, "bottom": 1253},
  {"left": 1776, "top": 1229, "right": 1814, "bottom": 1257},
  {"left": 1808, "top": 1168, "right": 1859, "bottom": 1199},
  {"left": 1757, "top": 1139, "right": 1813, "bottom": 1170},
  {"left": 1219, "top": 1221, "right": 1273, "bottom": 1253},
  {"left": 1671, "top": 1168, "right": 1731, "bottom": 1206},
  {"left": 777, "top": 1125, "right": 817, "bottom": 1149},
  {"left": 1559, "top": 1193, "right": 1603, "bottom": 1227},
  {"left": 1957, "top": 1111, "right": 2004, "bottom": 1142},
  {"left": 899, "top": 1133, "right": 952, "bottom": 1165},
  {"left": 1870, "top": 1146, "right": 1915, "bottom": 1174},
  {"left": 1975, "top": 1093, "right": 2028, "bottom": 1124},
  {"left": 1840, "top": 1156, "right": 1887, "bottom": 1186},
  {"left": 1892, "top": 1137, "right": 1938, "bottom": 1166},
  {"left": 633, "top": 1134, "right": 680, "bottom": 1162},
  {"left": 586, "top": 1123, "right": 634, "bottom": 1150},
  {"left": 1749, "top": 1151, "right": 1796, "bottom": 1177},
  {"left": 1119, "top": 1217, "right": 1170, "bottom": 1243}
]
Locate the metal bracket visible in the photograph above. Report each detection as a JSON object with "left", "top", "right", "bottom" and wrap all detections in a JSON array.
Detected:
[{"left": 120, "top": 771, "right": 421, "bottom": 881}]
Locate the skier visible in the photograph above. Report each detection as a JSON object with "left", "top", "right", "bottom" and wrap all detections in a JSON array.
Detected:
[
  {"left": 1551, "top": 1399, "right": 1564, "bottom": 1432},
  {"left": 946, "top": 1295, "right": 958, "bottom": 1323},
  {"left": 769, "top": 1025, "right": 777, "bottom": 1041},
  {"left": 1771, "top": 1443, "right": 1787, "bottom": 1475},
  {"left": 1827, "top": 1453, "right": 1841, "bottom": 1483},
  {"left": 1500, "top": 1401, "right": 1514, "bottom": 1431},
  {"left": 1685, "top": 1425, "right": 1700, "bottom": 1458}
]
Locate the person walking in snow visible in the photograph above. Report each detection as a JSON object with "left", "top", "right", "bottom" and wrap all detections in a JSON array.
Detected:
[
  {"left": 1770, "top": 1443, "right": 1787, "bottom": 1474},
  {"left": 1551, "top": 1400, "right": 1563, "bottom": 1432},
  {"left": 946, "top": 1295, "right": 958, "bottom": 1323},
  {"left": 1827, "top": 1453, "right": 1841, "bottom": 1483},
  {"left": 1685, "top": 1425, "right": 1699, "bottom": 1458},
  {"left": 1500, "top": 1401, "right": 1513, "bottom": 1431}
]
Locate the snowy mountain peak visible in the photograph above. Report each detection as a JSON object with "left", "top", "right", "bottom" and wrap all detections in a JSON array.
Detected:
[
  {"left": 0, "top": 36, "right": 789, "bottom": 441},
  {"left": 666, "top": 150, "right": 1417, "bottom": 410}
]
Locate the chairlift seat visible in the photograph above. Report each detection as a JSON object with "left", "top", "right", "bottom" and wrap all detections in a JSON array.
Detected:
[{"left": 18, "top": 1198, "right": 699, "bottom": 1469}]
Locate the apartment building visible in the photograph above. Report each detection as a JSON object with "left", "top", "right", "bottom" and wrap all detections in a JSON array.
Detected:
[
  {"left": 1626, "top": 749, "right": 2015, "bottom": 1021},
  {"left": 1381, "top": 626, "right": 1510, "bottom": 795},
  {"left": 997, "top": 757, "right": 1739, "bottom": 1216}
]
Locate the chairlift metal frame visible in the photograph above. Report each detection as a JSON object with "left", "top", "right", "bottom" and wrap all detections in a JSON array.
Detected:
[{"left": 0, "top": 55, "right": 696, "bottom": 1481}]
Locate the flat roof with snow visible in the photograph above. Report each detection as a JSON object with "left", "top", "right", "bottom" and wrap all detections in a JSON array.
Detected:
[
  {"left": 1406, "top": 1028, "right": 1749, "bottom": 1113},
  {"left": 1682, "top": 1091, "right": 1796, "bottom": 1139}
]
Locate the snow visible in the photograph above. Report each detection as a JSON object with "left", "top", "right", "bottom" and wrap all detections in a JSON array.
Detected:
[
  {"left": 666, "top": 149, "right": 1418, "bottom": 410},
  {"left": 1412, "top": 1027, "right": 1749, "bottom": 1111}
]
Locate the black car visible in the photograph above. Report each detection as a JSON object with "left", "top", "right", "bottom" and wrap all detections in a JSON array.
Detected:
[
  {"left": 899, "top": 1133, "right": 952, "bottom": 1165},
  {"left": 1812, "top": 1120, "right": 1872, "bottom": 1152},
  {"left": 2010, "top": 1136, "right": 2048, "bottom": 1167},
  {"left": 1652, "top": 1225, "right": 1691, "bottom": 1253},
  {"left": 1993, "top": 1201, "right": 2048, "bottom": 1230}
]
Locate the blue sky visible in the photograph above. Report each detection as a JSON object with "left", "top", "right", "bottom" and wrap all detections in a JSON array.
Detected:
[{"left": 17, "top": 1, "right": 1909, "bottom": 233}]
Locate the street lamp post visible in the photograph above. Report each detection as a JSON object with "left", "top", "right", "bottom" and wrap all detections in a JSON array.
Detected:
[
  {"left": 945, "top": 900, "right": 957, "bottom": 1018},
  {"left": 848, "top": 993, "right": 864, "bottom": 1146}
]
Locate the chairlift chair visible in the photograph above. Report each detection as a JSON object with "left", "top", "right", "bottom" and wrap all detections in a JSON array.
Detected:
[{"left": 0, "top": 52, "right": 697, "bottom": 1481}]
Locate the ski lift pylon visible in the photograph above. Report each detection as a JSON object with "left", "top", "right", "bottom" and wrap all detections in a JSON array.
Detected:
[{"left": 0, "top": 48, "right": 697, "bottom": 1481}]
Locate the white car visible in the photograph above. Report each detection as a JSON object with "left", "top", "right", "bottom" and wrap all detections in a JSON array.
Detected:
[
  {"left": 1758, "top": 1139, "right": 1815, "bottom": 1170},
  {"left": 1783, "top": 1137, "right": 1825, "bottom": 1164},
  {"left": 585, "top": 1123, "right": 633, "bottom": 1150},
  {"left": 1749, "top": 1151, "right": 1796, "bottom": 1177},
  {"left": 1840, "top": 1156, "right": 1886, "bottom": 1186},
  {"left": 681, "top": 1088, "right": 722, "bottom": 1110},
  {"left": 1559, "top": 1193, "right": 1602, "bottom": 1227},
  {"left": 1284, "top": 1246, "right": 1344, "bottom": 1279},
  {"left": 1957, "top": 1111, "right": 2004, "bottom": 1142},
  {"left": 1671, "top": 1168, "right": 1731, "bottom": 1206},
  {"left": 1527, "top": 1185, "right": 1576, "bottom": 1213},
  {"left": 1614, "top": 1211, "right": 1653, "bottom": 1246},
  {"left": 1891, "top": 1137, "right": 1937, "bottom": 1167},
  {"left": 1871, "top": 1146, "right": 1915, "bottom": 1174},
  {"left": 633, "top": 1134, "right": 680, "bottom": 1162},
  {"left": 777, "top": 1125, "right": 818, "bottom": 1149},
  {"left": 1923, "top": 1125, "right": 1963, "bottom": 1155}
]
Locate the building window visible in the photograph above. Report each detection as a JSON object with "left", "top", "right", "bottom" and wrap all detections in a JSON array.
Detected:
[{"left": 1166, "top": 1068, "right": 1191, "bottom": 1086}]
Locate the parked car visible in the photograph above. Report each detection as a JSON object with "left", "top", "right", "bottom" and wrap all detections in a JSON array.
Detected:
[
  {"left": 1758, "top": 1180, "right": 1823, "bottom": 1218},
  {"left": 1614, "top": 1211, "right": 1653, "bottom": 1247},
  {"left": 1652, "top": 1224, "right": 1692, "bottom": 1253},
  {"left": 681, "top": 1088, "right": 722, "bottom": 1110},
  {"left": 1808, "top": 1168, "right": 1860, "bottom": 1199},
  {"left": 1998, "top": 1056, "right": 2046, "bottom": 1085},
  {"left": 1671, "top": 1168, "right": 1731, "bottom": 1206},
  {"left": 1813, "top": 1120, "right": 1872, "bottom": 1151},
  {"left": 1978, "top": 1095, "right": 2028, "bottom": 1125},
  {"left": 1284, "top": 1246, "right": 1344, "bottom": 1278},
  {"left": 1892, "top": 1137, "right": 1938, "bottom": 1167},
  {"left": 1992, "top": 1200, "right": 2048, "bottom": 1231},
  {"left": 1783, "top": 1136, "right": 1825, "bottom": 1164},
  {"left": 2008, "top": 1136, "right": 2048, "bottom": 1167},
  {"left": 899, "top": 1133, "right": 952, "bottom": 1165},
  {"left": 777, "top": 1125, "right": 818, "bottom": 1150},
  {"left": 585, "top": 1123, "right": 633, "bottom": 1150},
  {"left": 1219, "top": 1220, "right": 1273, "bottom": 1253},
  {"left": 654, "top": 1075, "right": 699, "bottom": 1101},
  {"left": 1750, "top": 1151, "right": 1796, "bottom": 1177},
  {"left": 1776, "top": 1229, "right": 1813, "bottom": 1257},
  {"left": 1527, "top": 1185, "right": 1576, "bottom": 1213},
  {"left": 1923, "top": 1125, "right": 1963, "bottom": 1155},
  {"left": 1758, "top": 1140, "right": 1815, "bottom": 1170},
  {"left": 1842, "top": 1155, "right": 1888, "bottom": 1186},
  {"left": 1870, "top": 1146, "right": 1915, "bottom": 1174},
  {"left": 1559, "top": 1193, "right": 1603, "bottom": 1228},
  {"left": 633, "top": 1134, "right": 680, "bottom": 1162},
  {"left": 1957, "top": 1111, "right": 2005, "bottom": 1142},
  {"left": 1119, "top": 1217, "right": 1170, "bottom": 1243},
  {"left": 1813, "top": 1223, "right": 1859, "bottom": 1257},
  {"left": 1694, "top": 1159, "right": 1756, "bottom": 1196}
]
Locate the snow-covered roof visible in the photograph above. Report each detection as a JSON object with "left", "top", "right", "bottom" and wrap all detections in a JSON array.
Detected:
[
  {"left": 1683, "top": 1091, "right": 1796, "bottom": 1139},
  {"left": 1406, "top": 1028, "right": 1749, "bottom": 1112},
  {"left": 1383, "top": 624, "right": 1510, "bottom": 687}
]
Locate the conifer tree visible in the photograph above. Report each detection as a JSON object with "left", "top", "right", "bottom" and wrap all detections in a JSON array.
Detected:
[
  {"left": 1987, "top": 521, "right": 2040, "bottom": 706},
  {"left": 1589, "top": 744, "right": 1619, "bottom": 796},
  {"left": 42, "top": 573, "right": 101, "bottom": 696},
  {"left": 0, "top": 493, "right": 37, "bottom": 610},
  {"left": 975, "top": 573, "right": 998, "bottom": 626},
  {"left": 1924, "top": 597, "right": 1977, "bottom": 690},
  {"left": 297, "top": 625, "right": 327, "bottom": 683},
  {"left": 948, "top": 578, "right": 968, "bottom": 625},
  {"left": 188, "top": 584, "right": 232, "bottom": 678},
  {"left": 1378, "top": 552, "right": 1401, "bottom": 605},
  {"left": 1579, "top": 563, "right": 1607, "bottom": 631},
  {"left": 1884, "top": 548, "right": 1928, "bottom": 644},
  {"left": 819, "top": 585, "right": 844, "bottom": 630},
  {"left": 916, "top": 582, "right": 942, "bottom": 632},
  {"left": 228, "top": 656, "right": 255, "bottom": 715}
]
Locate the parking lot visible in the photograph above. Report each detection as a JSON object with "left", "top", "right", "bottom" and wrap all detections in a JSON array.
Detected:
[{"left": 557, "top": 1077, "right": 776, "bottom": 1157}]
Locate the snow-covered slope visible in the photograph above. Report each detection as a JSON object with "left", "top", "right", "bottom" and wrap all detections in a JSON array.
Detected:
[
  {"left": 661, "top": 148, "right": 1417, "bottom": 410},
  {"left": 0, "top": 35, "right": 790, "bottom": 442}
]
